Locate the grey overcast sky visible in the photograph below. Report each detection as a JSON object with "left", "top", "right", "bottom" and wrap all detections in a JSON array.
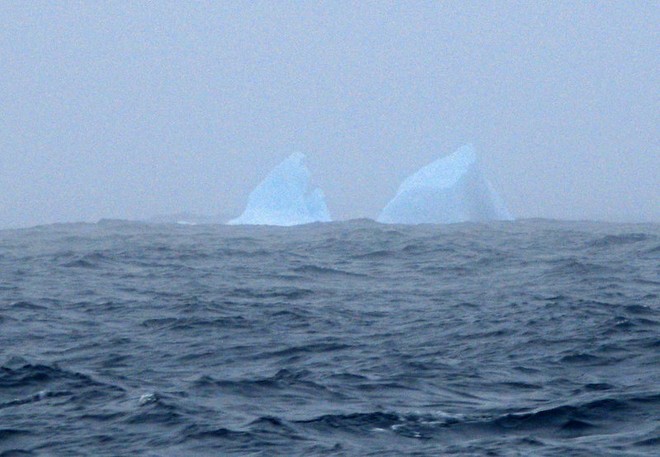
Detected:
[{"left": 1, "top": 1, "right": 658, "bottom": 228}]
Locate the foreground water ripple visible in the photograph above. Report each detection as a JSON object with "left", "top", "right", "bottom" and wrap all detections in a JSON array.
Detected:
[{"left": 0, "top": 219, "right": 658, "bottom": 456}]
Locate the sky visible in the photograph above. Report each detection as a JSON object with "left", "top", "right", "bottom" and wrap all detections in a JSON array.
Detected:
[{"left": 1, "top": 1, "right": 658, "bottom": 228}]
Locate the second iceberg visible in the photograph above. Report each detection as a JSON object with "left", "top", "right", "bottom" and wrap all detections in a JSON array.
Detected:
[{"left": 377, "top": 145, "right": 513, "bottom": 224}]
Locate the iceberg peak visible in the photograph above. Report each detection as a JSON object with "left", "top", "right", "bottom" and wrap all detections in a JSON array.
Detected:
[
  {"left": 378, "top": 145, "right": 513, "bottom": 224},
  {"left": 228, "top": 153, "right": 331, "bottom": 226}
]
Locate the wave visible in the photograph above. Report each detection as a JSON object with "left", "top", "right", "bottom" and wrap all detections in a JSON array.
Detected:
[
  {"left": 0, "top": 363, "right": 125, "bottom": 411},
  {"left": 589, "top": 233, "right": 654, "bottom": 248},
  {"left": 292, "top": 264, "right": 369, "bottom": 278}
]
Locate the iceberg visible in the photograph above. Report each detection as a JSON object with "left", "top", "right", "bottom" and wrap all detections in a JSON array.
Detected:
[
  {"left": 228, "top": 152, "right": 331, "bottom": 226},
  {"left": 377, "top": 145, "right": 513, "bottom": 224}
]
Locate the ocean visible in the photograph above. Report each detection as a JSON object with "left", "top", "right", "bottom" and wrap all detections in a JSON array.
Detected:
[{"left": 0, "top": 219, "right": 658, "bottom": 456}]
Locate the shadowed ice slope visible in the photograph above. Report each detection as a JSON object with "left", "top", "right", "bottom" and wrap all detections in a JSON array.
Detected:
[{"left": 228, "top": 153, "right": 331, "bottom": 226}]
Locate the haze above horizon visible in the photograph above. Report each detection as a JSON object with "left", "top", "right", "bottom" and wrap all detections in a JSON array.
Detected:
[{"left": 1, "top": 2, "right": 658, "bottom": 228}]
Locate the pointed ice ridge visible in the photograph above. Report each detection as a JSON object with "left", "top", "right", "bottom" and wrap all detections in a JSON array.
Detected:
[
  {"left": 228, "top": 152, "right": 331, "bottom": 226},
  {"left": 377, "top": 145, "right": 513, "bottom": 224}
]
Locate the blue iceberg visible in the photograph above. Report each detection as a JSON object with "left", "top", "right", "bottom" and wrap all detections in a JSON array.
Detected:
[
  {"left": 228, "top": 153, "right": 331, "bottom": 226},
  {"left": 377, "top": 145, "right": 513, "bottom": 224}
]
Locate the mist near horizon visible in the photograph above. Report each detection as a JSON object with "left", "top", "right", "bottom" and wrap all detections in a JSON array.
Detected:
[{"left": 1, "top": 1, "right": 658, "bottom": 229}]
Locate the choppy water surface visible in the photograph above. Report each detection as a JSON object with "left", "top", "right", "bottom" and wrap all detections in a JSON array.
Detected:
[{"left": 0, "top": 219, "right": 658, "bottom": 456}]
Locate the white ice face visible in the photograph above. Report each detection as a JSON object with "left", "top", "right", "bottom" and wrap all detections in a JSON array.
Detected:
[
  {"left": 377, "top": 145, "right": 513, "bottom": 224},
  {"left": 228, "top": 152, "right": 332, "bottom": 226}
]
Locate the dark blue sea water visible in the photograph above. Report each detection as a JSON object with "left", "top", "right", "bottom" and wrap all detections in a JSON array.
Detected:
[{"left": 0, "top": 219, "right": 658, "bottom": 456}]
